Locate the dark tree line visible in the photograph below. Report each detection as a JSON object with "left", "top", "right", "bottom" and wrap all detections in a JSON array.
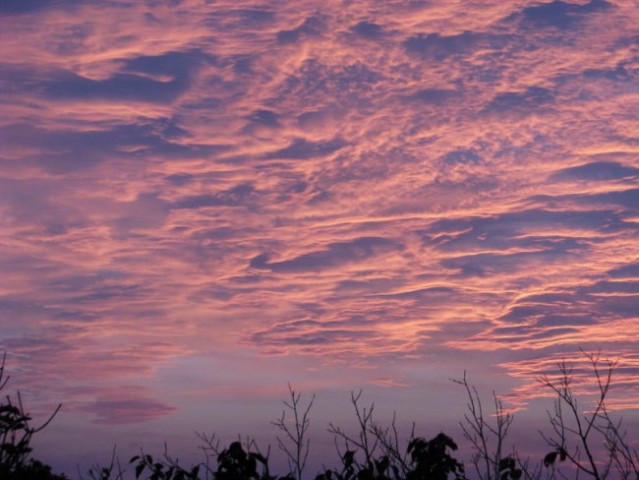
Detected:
[{"left": 1, "top": 350, "right": 637, "bottom": 480}]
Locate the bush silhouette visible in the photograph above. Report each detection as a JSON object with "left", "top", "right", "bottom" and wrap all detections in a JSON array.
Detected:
[
  {"left": 0, "top": 353, "right": 66, "bottom": 479},
  {"left": 313, "top": 432, "right": 465, "bottom": 480}
]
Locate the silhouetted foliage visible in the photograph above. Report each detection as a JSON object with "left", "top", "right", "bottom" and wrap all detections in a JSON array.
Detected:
[
  {"left": 313, "top": 432, "right": 465, "bottom": 480},
  {"left": 0, "top": 352, "right": 66, "bottom": 479},
  {"left": 496, "top": 457, "right": 521, "bottom": 480},
  {"left": 215, "top": 441, "right": 270, "bottom": 480},
  {"left": 130, "top": 451, "right": 200, "bottom": 480},
  {"left": 2, "top": 350, "right": 638, "bottom": 480},
  {"left": 405, "top": 433, "right": 465, "bottom": 480}
]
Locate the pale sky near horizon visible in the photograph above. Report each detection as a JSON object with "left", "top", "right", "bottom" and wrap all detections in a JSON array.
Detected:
[{"left": 1, "top": 0, "right": 638, "bottom": 477}]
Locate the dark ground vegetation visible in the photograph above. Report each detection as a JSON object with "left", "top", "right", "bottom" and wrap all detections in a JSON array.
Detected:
[{"left": 1, "top": 350, "right": 637, "bottom": 480}]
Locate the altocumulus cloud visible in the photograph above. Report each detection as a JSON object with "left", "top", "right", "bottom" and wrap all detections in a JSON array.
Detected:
[{"left": 0, "top": 1, "right": 638, "bottom": 474}]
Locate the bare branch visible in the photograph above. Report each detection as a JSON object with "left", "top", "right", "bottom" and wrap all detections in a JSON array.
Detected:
[{"left": 272, "top": 383, "right": 315, "bottom": 480}]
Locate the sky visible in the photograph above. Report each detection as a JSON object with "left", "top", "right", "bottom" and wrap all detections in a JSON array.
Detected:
[{"left": 0, "top": 0, "right": 638, "bottom": 477}]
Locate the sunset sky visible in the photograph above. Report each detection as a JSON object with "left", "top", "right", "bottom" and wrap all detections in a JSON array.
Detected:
[{"left": 1, "top": 0, "right": 638, "bottom": 477}]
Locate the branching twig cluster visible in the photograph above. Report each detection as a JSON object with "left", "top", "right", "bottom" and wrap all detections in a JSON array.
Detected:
[
  {"left": 539, "top": 349, "right": 639, "bottom": 480},
  {"left": 326, "top": 390, "right": 419, "bottom": 480},
  {"left": 272, "top": 384, "right": 315, "bottom": 480},
  {"left": 453, "top": 372, "right": 526, "bottom": 480}
]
